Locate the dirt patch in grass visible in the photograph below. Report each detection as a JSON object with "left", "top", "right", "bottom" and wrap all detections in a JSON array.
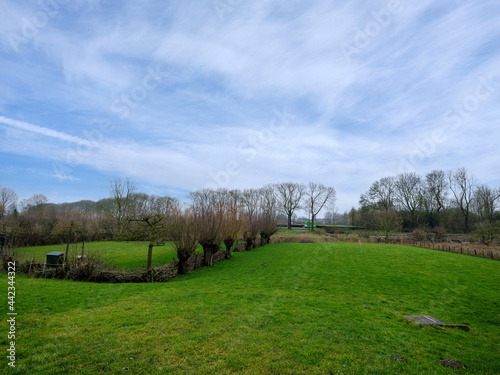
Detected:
[{"left": 440, "top": 359, "right": 465, "bottom": 369}]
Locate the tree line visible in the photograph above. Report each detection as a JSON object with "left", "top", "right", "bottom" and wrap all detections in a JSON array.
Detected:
[
  {"left": 2, "top": 166, "right": 498, "bottom": 252},
  {"left": 352, "top": 167, "right": 499, "bottom": 241},
  {"left": 0, "top": 180, "right": 336, "bottom": 274}
]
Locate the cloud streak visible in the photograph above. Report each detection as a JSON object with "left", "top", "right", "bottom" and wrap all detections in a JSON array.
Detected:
[
  {"left": 0, "top": 116, "right": 90, "bottom": 146},
  {"left": 0, "top": 0, "right": 499, "bottom": 211}
]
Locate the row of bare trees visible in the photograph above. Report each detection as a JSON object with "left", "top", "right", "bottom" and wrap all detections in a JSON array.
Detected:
[
  {"left": 0, "top": 189, "right": 110, "bottom": 247},
  {"left": 166, "top": 182, "right": 336, "bottom": 274},
  {"left": 0, "top": 179, "right": 336, "bottom": 255},
  {"left": 130, "top": 186, "right": 281, "bottom": 275},
  {"left": 358, "top": 167, "right": 500, "bottom": 235},
  {"left": 0, "top": 186, "right": 18, "bottom": 219},
  {"left": 274, "top": 182, "right": 336, "bottom": 230}
]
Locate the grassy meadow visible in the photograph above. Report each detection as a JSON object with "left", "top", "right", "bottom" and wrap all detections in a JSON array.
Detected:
[
  {"left": 12, "top": 241, "right": 187, "bottom": 270},
  {"left": 1, "top": 242, "right": 499, "bottom": 374}
]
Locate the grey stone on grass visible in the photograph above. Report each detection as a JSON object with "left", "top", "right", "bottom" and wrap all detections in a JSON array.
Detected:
[{"left": 403, "top": 315, "right": 469, "bottom": 332}]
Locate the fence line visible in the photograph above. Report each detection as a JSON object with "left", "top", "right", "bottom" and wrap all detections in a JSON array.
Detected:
[
  {"left": 340, "top": 236, "right": 499, "bottom": 260},
  {"left": 273, "top": 234, "right": 499, "bottom": 261}
]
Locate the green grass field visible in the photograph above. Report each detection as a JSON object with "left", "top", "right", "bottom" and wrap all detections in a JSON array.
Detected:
[
  {"left": 1, "top": 242, "right": 499, "bottom": 374},
  {"left": 13, "top": 241, "right": 193, "bottom": 270}
]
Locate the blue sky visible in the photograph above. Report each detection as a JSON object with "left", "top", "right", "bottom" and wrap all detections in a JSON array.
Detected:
[{"left": 0, "top": 0, "right": 499, "bottom": 213}]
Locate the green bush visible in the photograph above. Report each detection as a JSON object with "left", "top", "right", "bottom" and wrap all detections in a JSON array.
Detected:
[{"left": 473, "top": 222, "right": 499, "bottom": 245}]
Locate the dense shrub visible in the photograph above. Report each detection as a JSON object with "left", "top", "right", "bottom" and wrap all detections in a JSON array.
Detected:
[
  {"left": 410, "top": 226, "right": 431, "bottom": 241},
  {"left": 434, "top": 227, "right": 447, "bottom": 242},
  {"left": 473, "top": 222, "right": 499, "bottom": 246},
  {"left": 1, "top": 247, "right": 19, "bottom": 271}
]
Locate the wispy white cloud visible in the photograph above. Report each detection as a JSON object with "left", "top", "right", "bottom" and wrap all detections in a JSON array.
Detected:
[
  {"left": 0, "top": 116, "right": 90, "bottom": 146},
  {"left": 50, "top": 173, "right": 81, "bottom": 182},
  {"left": 0, "top": 0, "right": 499, "bottom": 210}
]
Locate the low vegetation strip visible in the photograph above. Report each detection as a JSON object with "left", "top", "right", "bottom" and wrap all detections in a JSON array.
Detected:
[
  {"left": 272, "top": 233, "right": 500, "bottom": 260},
  {"left": 393, "top": 239, "right": 500, "bottom": 260},
  {"left": 14, "top": 248, "right": 226, "bottom": 283},
  {"left": 3, "top": 241, "right": 180, "bottom": 270},
  {"left": 3, "top": 241, "right": 231, "bottom": 283},
  {"left": 1, "top": 242, "right": 498, "bottom": 374}
]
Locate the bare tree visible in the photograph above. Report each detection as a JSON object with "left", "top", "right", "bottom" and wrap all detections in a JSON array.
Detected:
[
  {"left": 394, "top": 172, "right": 423, "bottom": 228},
  {"left": 240, "top": 188, "right": 260, "bottom": 220},
  {"left": 56, "top": 220, "right": 84, "bottom": 264},
  {"left": 473, "top": 185, "right": 500, "bottom": 223},
  {"left": 422, "top": 170, "right": 448, "bottom": 227},
  {"left": 167, "top": 207, "right": 199, "bottom": 275},
  {"left": 20, "top": 194, "right": 49, "bottom": 219},
  {"left": 220, "top": 190, "right": 245, "bottom": 259},
  {"left": 240, "top": 188, "right": 261, "bottom": 250},
  {"left": 190, "top": 189, "right": 224, "bottom": 266},
  {"left": 133, "top": 194, "right": 178, "bottom": 219},
  {"left": 108, "top": 178, "right": 137, "bottom": 238},
  {"left": 258, "top": 186, "right": 279, "bottom": 245},
  {"left": 155, "top": 195, "right": 179, "bottom": 216},
  {"left": 324, "top": 211, "right": 334, "bottom": 225},
  {"left": 473, "top": 221, "right": 500, "bottom": 245},
  {"left": 359, "top": 176, "right": 395, "bottom": 211},
  {"left": 374, "top": 209, "right": 403, "bottom": 239},
  {"left": 0, "top": 187, "right": 18, "bottom": 218},
  {"left": 303, "top": 182, "right": 336, "bottom": 231},
  {"left": 448, "top": 168, "right": 477, "bottom": 233},
  {"left": 257, "top": 212, "right": 278, "bottom": 246},
  {"left": 129, "top": 194, "right": 177, "bottom": 275},
  {"left": 129, "top": 192, "right": 149, "bottom": 217},
  {"left": 275, "top": 182, "right": 305, "bottom": 230}
]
